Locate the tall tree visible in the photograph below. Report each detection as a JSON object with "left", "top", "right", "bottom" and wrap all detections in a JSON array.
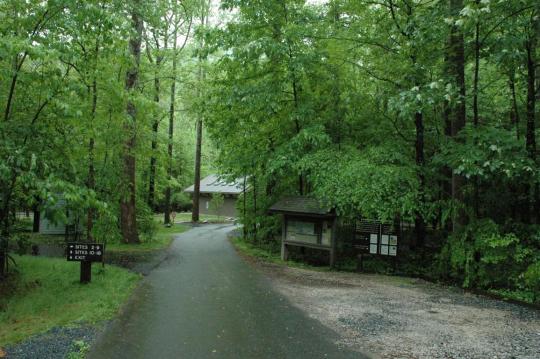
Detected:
[
  {"left": 145, "top": 29, "right": 165, "bottom": 212},
  {"left": 192, "top": 0, "right": 211, "bottom": 223},
  {"left": 120, "top": 0, "right": 143, "bottom": 243},
  {"left": 447, "top": 0, "right": 467, "bottom": 229},
  {"left": 164, "top": 5, "right": 180, "bottom": 226},
  {"left": 525, "top": 5, "right": 539, "bottom": 222}
]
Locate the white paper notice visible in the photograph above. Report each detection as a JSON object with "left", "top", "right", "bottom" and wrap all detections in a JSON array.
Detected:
[
  {"left": 390, "top": 236, "right": 398, "bottom": 245},
  {"left": 380, "top": 245, "right": 389, "bottom": 255},
  {"left": 370, "top": 244, "right": 378, "bottom": 254},
  {"left": 381, "top": 235, "right": 389, "bottom": 245},
  {"left": 370, "top": 234, "right": 378, "bottom": 244},
  {"left": 389, "top": 246, "right": 397, "bottom": 256}
]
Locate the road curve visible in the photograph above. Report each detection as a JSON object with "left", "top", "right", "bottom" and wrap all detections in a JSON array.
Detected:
[{"left": 88, "top": 224, "right": 368, "bottom": 359}]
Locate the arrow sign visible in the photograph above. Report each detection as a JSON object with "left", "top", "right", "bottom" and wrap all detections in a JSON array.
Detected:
[{"left": 66, "top": 243, "right": 105, "bottom": 263}]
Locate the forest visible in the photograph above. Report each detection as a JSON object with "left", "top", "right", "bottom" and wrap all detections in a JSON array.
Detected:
[{"left": 1, "top": 0, "right": 540, "bottom": 303}]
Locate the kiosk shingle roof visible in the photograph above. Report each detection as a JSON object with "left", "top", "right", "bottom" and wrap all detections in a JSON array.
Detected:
[
  {"left": 184, "top": 174, "right": 244, "bottom": 195},
  {"left": 269, "top": 196, "right": 334, "bottom": 217}
]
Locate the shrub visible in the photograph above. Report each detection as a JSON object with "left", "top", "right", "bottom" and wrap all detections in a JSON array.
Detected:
[
  {"left": 14, "top": 233, "right": 31, "bottom": 256},
  {"left": 92, "top": 210, "right": 121, "bottom": 244},
  {"left": 436, "top": 219, "right": 538, "bottom": 302},
  {"left": 136, "top": 203, "right": 158, "bottom": 242},
  {"left": 523, "top": 261, "right": 540, "bottom": 302}
]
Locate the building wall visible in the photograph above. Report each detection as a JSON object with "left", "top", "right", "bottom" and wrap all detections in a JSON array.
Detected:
[
  {"left": 39, "top": 198, "right": 83, "bottom": 235},
  {"left": 199, "top": 194, "right": 238, "bottom": 218},
  {"left": 39, "top": 198, "right": 67, "bottom": 235},
  {"left": 39, "top": 216, "right": 66, "bottom": 235}
]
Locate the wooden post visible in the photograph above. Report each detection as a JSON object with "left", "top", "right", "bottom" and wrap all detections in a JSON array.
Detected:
[
  {"left": 0, "top": 249, "right": 5, "bottom": 278},
  {"left": 281, "top": 217, "right": 288, "bottom": 261},
  {"left": 80, "top": 261, "right": 92, "bottom": 284},
  {"left": 281, "top": 242, "right": 289, "bottom": 262},
  {"left": 356, "top": 254, "right": 364, "bottom": 272},
  {"left": 330, "top": 218, "right": 337, "bottom": 268}
]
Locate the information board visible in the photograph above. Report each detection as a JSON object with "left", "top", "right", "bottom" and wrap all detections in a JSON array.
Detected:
[
  {"left": 67, "top": 243, "right": 104, "bottom": 262},
  {"left": 354, "top": 220, "right": 398, "bottom": 256}
]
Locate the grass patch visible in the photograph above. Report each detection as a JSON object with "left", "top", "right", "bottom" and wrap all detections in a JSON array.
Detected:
[
  {"left": 230, "top": 236, "right": 332, "bottom": 272},
  {"left": 0, "top": 256, "right": 140, "bottom": 346},
  {"left": 106, "top": 223, "right": 189, "bottom": 253}
]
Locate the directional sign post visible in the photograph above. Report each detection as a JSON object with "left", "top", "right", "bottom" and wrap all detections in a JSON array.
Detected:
[{"left": 67, "top": 243, "right": 104, "bottom": 283}]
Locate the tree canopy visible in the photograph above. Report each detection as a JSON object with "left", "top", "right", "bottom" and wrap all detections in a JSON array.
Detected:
[{"left": 1, "top": 0, "right": 539, "bottom": 302}]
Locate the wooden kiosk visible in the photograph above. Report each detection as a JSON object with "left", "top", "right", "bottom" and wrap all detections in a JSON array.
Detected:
[{"left": 269, "top": 196, "right": 337, "bottom": 267}]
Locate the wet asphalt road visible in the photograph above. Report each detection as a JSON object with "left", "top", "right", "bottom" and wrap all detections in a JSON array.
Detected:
[{"left": 88, "top": 224, "right": 367, "bottom": 359}]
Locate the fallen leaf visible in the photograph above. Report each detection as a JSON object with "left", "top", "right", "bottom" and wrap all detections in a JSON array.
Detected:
[{"left": 0, "top": 347, "right": 6, "bottom": 358}]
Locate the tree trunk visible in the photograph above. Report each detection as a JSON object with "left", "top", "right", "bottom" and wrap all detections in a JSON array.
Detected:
[
  {"left": 87, "top": 138, "right": 95, "bottom": 241},
  {"left": 448, "top": 0, "right": 467, "bottom": 230},
  {"left": 525, "top": 19, "right": 538, "bottom": 224},
  {"left": 192, "top": 9, "right": 207, "bottom": 223},
  {"left": 190, "top": 0, "right": 210, "bottom": 224},
  {"left": 32, "top": 199, "right": 40, "bottom": 233},
  {"left": 414, "top": 111, "right": 426, "bottom": 248},
  {"left": 440, "top": 67, "right": 453, "bottom": 231},
  {"left": 509, "top": 71, "right": 520, "bottom": 139},
  {"left": 148, "top": 55, "right": 161, "bottom": 211},
  {"left": 243, "top": 176, "right": 247, "bottom": 240},
  {"left": 4, "top": 53, "right": 28, "bottom": 122},
  {"left": 120, "top": 0, "right": 143, "bottom": 244},
  {"left": 87, "top": 72, "right": 98, "bottom": 242},
  {"left": 291, "top": 77, "right": 304, "bottom": 196},
  {"left": 526, "top": 33, "right": 536, "bottom": 162},
  {"left": 148, "top": 120, "right": 158, "bottom": 210},
  {"left": 472, "top": 4, "right": 480, "bottom": 127},
  {"left": 0, "top": 176, "right": 16, "bottom": 278},
  {"left": 192, "top": 119, "right": 202, "bottom": 222},
  {"left": 286, "top": 14, "right": 303, "bottom": 196},
  {"left": 448, "top": 0, "right": 466, "bottom": 133},
  {"left": 252, "top": 175, "right": 257, "bottom": 241},
  {"left": 0, "top": 246, "right": 5, "bottom": 278},
  {"left": 506, "top": 69, "right": 520, "bottom": 225},
  {"left": 535, "top": 6, "right": 540, "bottom": 223},
  {"left": 164, "top": 16, "right": 179, "bottom": 226},
  {"left": 472, "top": 12, "right": 481, "bottom": 217}
]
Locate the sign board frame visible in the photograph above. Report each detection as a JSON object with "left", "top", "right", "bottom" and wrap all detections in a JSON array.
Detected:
[
  {"left": 67, "top": 243, "right": 104, "bottom": 262},
  {"left": 353, "top": 220, "right": 399, "bottom": 257},
  {"left": 66, "top": 243, "right": 105, "bottom": 284}
]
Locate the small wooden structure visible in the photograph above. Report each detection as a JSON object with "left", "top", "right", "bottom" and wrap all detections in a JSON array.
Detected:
[{"left": 269, "top": 196, "right": 337, "bottom": 267}]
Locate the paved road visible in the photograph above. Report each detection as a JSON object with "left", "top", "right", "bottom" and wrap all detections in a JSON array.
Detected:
[{"left": 89, "top": 224, "right": 367, "bottom": 359}]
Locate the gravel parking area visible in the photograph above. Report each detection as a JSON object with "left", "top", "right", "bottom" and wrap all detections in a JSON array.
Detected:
[{"left": 253, "top": 261, "right": 540, "bottom": 359}]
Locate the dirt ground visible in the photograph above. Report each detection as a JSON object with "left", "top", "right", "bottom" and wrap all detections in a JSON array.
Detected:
[{"left": 252, "top": 260, "right": 540, "bottom": 359}]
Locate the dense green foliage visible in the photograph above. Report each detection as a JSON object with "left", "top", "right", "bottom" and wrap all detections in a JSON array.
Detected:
[
  {"left": 0, "top": 0, "right": 214, "bottom": 263},
  {"left": 202, "top": 0, "right": 540, "bottom": 302},
  {"left": 1, "top": 0, "right": 539, "bottom": 302}
]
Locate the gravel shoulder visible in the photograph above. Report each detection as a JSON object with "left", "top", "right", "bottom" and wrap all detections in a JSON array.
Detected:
[
  {"left": 246, "top": 258, "right": 540, "bottom": 359},
  {"left": 4, "top": 326, "right": 97, "bottom": 359}
]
